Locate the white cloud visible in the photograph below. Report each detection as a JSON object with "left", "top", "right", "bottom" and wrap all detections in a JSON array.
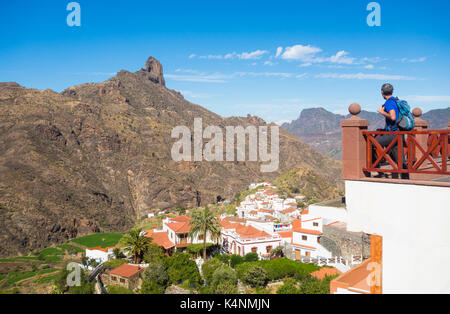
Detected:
[
  {"left": 406, "top": 95, "right": 450, "bottom": 102},
  {"left": 281, "top": 44, "right": 323, "bottom": 61},
  {"left": 165, "top": 73, "right": 230, "bottom": 83},
  {"left": 188, "top": 54, "right": 197, "bottom": 59},
  {"left": 264, "top": 61, "right": 276, "bottom": 66},
  {"left": 401, "top": 57, "right": 427, "bottom": 63},
  {"left": 316, "top": 72, "right": 419, "bottom": 81},
  {"left": 299, "top": 63, "right": 312, "bottom": 67},
  {"left": 194, "top": 50, "right": 268, "bottom": 61},
  {"left": 239, "top": 50, "right": 268, "bottom": 60},
  {"left": 275, "top": 47, "right": 283, "bottom": 58},
  {"left": 364, "top": 64, "right": 375, "bottom": 69},
  {"left": 328, "top": 50, "right": 355, "bottom": 65}
]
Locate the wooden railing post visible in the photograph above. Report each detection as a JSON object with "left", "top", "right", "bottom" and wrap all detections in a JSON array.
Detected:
[
  {"left": 412, "top": 108, "right": 430, "bottom": 180},
  {"left": 341, "top": 103, "right": 370, "bottom": 180}
]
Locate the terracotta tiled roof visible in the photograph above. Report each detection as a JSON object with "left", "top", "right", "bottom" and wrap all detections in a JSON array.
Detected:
[
  {"left": 145, "top": 231, "right": 175, "bottom": 249},
  {"left": 165, "top": 222, "right": 191, "bottom": 233},
  {"left": 277, "top": 231, "right": 293, "bottom": 238},
  {"left": 109, "top": 264, "right": 144, "bottom": 278},
  {"left": 281, "top": 208, "right": 297, "bottom": 214},
  {"left": 311, "top": 267, "right": 342, "bottom": 280},
  {"left": 292, "top": 219, "right": 323, "bottom": 235},
  {"left": 170, "top": 215, "right": 192, "bottom": 223},
  {"left": 88, "top": 246, "right": 114, "bottom": 253},
  {"left": 330, "top": 259, "right": 372, "bottom": 294},
  {"left": 220, "top": 220, "right": 271, "bottom": 239}
]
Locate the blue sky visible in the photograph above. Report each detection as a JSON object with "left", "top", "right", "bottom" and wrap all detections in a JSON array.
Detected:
[{"left": 1, "top": 0, "right": 450, "bottom": 124}]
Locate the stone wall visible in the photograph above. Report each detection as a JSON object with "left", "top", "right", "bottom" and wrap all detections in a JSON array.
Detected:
[{"left": 322, "top": 225, "right": 371, "bottom": 262}]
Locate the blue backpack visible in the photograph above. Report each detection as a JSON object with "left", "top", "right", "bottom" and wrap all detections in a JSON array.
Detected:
[{"left": 393, "top": 98, "right": 415, "bottom": 131}]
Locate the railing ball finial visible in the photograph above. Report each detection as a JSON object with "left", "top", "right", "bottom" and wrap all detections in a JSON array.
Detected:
[
  {"left": 412, "top": 107, "right": 423, "bottom": 118},
  {"left": 349, "top": 103, "right": 361, "bottom": 116}
]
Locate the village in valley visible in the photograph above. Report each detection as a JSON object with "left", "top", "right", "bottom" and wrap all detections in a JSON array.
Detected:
[{"left": 0, "top": 181, "right": 372, "bottom": 295}]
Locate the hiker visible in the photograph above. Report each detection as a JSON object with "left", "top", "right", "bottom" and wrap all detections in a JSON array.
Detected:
[{"left": 374, "top": 83, "right": 408, "bottom": 177}]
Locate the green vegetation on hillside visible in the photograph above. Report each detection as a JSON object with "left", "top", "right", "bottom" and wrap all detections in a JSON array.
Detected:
[{"left": 70, "top": 233, "right": 123, "bottom": 248}]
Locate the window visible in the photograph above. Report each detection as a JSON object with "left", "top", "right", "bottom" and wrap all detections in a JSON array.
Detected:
[
  {"left": 252, "top": 247, "right": 257, "bottom": 253},
  {"left": 198, "top": 235, "right": 204, "bottom": 241},
  {"left": 302, "top": 235, "right": 307, "bottom": 241},
  {"left": 266, "top": 246, "right": 272, "bottom": 253},
  {"left": 120, "top": 278, "right": 125, "bottom": 283},
  {"left": 313, "top": 222, "right": 319, "bottom": 227},
  {"left": 317, "top": 237, "right": 321, "bottom": 244},
  {"left": 111, "top": 276, "right": 117, "bottom": 281},
  {"left": 305, "top": 251, "right": 311, "bottom": 257}
]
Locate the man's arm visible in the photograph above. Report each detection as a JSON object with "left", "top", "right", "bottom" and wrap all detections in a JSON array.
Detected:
[{"left": 378, "top": 107, "right": 397, "bottom": 121}]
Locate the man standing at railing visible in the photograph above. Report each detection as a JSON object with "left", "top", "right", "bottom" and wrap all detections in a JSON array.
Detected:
[{"left": 374, "top": 83, "right": 408, "bottom": 178}]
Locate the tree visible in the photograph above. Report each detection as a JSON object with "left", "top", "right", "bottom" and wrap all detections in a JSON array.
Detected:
[
  {"left": 143, "top": 261, "right": 169, "bottom": 287},
  {"left": 188, "top": 207, "right": 221, "bottom": 260},
  {"left": 242, "top": 265, "right": 268, "bottom": 288},
  {"left": 143, "top": 243, "right": 168, "bottom": 264},
  {"left": 167, "top": 252, "right": 202, "bottom": 286},
  {"left": 210, "top": 266, "right": 238, "bottom": 294},
  {"left": 201, "top": 257, "right": 223, "bottom": 284},
  {"left": 230, "top": 254, "right": 244, "bottom": 268},
  {"left": 113, "top": 248, "right": 125, "bottom": 259},
  {"left": 299, "top": 275, "right": 333, "bottom": 294},
  {"left": 121, "top": 228, "right": 152, "bottom": 264}
]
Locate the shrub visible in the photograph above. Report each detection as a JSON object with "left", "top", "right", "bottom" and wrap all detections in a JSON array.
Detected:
[
  {"left": 215, "top": 254, "right": 231, "bottom": 266},
  {"left": 210, "top": 266, "right": 238, "bottom": 294},
  {"left": 277, "top": 279, "right": 299, "bottom": 294},
  {"left": 230, "top": 254, "right": 244, "bottom": 268},
  {"left": 107, "top": 285, "right": 134, "bottom": 294},
  {"left": 141, "top": 280, "right": 165, "bottom": 294},
  {"left": 299, "top": 275, "right": 332, "bottom": 294},
  {"left": 201, "top": 258, "right": 223, "bottom": 284},
  {"left": 241, "top": 265, "right": 268, "bottom": 288},
  {"left": 143, "top": 261, "right": 169, "bottom": 287},
  {"left": 143, "top": 244, "right": 168, "bottom": 264},
  {"left": 244, "top": 252, "right": 259, "bottom": 262},
  {"left": 167, "top": 253, "right": 202, "bottom": 286}
]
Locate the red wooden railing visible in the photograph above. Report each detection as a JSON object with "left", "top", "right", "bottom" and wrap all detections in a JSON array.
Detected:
[{"left": 363, "top": 130, "right": 450, "bottom": 175}]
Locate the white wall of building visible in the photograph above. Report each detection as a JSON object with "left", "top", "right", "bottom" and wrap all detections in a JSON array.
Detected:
[
  {"left": 308, "top": 204, "right": 348, "bottom": 224},
  {"left": 345, "top": 180, "right": 450, "bottom": 294},
  {"left": 85, "top": 249, "right": 114, "bottom": 264}
]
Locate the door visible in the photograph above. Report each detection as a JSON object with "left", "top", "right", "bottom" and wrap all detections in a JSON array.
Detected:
[{"left": 295, "top": 249, "right": 301, "bottom": 260}]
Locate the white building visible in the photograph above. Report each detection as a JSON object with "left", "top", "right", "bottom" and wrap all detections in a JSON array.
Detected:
[
  {"left": 85, "top": 247, "right": 115, "bottom": 264},
  {"left": 220, "top": 219, "right": 281, "bottom": 259},
  {"left": 291, "top": 210, "right": 332, "bottom": 260}
]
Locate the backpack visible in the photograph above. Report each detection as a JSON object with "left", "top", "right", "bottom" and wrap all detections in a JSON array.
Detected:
[{"left": 393, "top": 98, "right": 415, "bottom": 131}]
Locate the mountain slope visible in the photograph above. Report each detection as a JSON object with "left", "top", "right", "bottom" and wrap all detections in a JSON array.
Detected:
[{"left": 0, "top": 57, "right": 342, "bottom": 257}]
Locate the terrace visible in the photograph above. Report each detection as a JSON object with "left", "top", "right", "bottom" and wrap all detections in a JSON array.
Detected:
[{"left": 331, "top": 103, "right": 450, "bottom": 294}]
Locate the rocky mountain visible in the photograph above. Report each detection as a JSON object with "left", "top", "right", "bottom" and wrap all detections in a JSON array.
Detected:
[
  {"left": 282, "top": 107, "right": 450, "bottom": 159},
  {"left": 0, "top": 57, "right": 342, "bottom": 257}
]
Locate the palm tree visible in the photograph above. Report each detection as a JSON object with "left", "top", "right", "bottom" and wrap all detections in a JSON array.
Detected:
[
  {"left": 121, "top": 228, "right": 152, "bottom": 264},
  {"left": 189, "top": 207, "right": 222, "bottom": 260}
]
